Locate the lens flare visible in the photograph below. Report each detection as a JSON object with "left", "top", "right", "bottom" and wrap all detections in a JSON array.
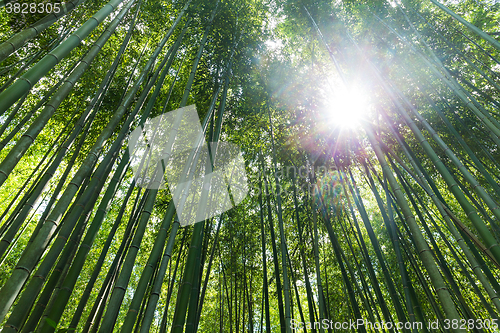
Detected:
[{"left": 326, "top": 85, "right": 371, "bottom": 128}]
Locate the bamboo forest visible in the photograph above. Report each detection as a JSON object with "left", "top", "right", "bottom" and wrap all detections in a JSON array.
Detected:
[{"left": 2, "top": 0, "right": 500, "bottom": 331}]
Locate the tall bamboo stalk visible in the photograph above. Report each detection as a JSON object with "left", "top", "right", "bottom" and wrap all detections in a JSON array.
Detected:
[
  {"left": 0, "top": 0, "right": 88, "bottom": 63},
  {"left": 429, "top": 0, "right": 500, "bottom": 51},
  {"left": 0, "top": 0, "right": 130, "bottom": 116},
  {"left": 365, "top": 124, "right": 464, "bottom": 331}
]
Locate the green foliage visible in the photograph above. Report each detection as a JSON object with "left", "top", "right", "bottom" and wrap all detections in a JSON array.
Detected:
[{"left": 1, "top": 0, "right": 500, "bottom": 332}]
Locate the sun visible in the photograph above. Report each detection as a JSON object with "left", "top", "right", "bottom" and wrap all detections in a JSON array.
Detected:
[{"left": 325, "top": 85, "right": 371, "bottom": 128}]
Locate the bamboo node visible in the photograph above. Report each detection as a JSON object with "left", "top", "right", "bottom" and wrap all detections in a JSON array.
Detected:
[
  {"left": 5, "top": 41, "right": 16, "bottom": 54},
  {"left": 73, "top": 33, "right": 84, "bottom": 43},
  {"left": 47, "top": 52, "right": 60, "bottom": 63},
  {"left": 79, "top": 59, "right": 91, "bottom": 67},
  {"left": 4, "top": 324, "right": 19, "bottom": 331},
  {"left": 89, "top": 16, "right": 100, "bottom": 26},
  {"left": 15, "top": 265, "right": 31, "bottom": 274},
  {"left": 22, "top": 133, "right": 36, "bottom": 143},
  {"left": 487, "top": 243, "right": 500, "bottom": 251},
  {"left": 466, "top": 210, "right": 476, "bottom": 217},
  {"left": 418, "top": 248, "right": 432, "bottom": 255},
  {"left": 19, "top": 77, "right": 34, "bottom": 89}
]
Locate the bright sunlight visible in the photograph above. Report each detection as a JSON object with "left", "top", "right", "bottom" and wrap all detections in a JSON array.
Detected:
[{"left": 325, "top": 85, "right": 371, "bottom": 128}]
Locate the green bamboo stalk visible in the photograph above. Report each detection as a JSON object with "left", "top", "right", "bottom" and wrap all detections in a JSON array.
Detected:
[
  {"left": 97, "top": 165, "right": 163, "bottom": 332},
  {"left": 100, "top": 22, "right": 201, "bottom": 331},
  {"left": 119, "top": 26, "right": 215, "bottom": 333},
  {"left": 383, "top": 174, "right": 422, "bottom": 332},
  {"left": 0, "top": 0, "right": 134, "bottom": 188},
  {"left": 400, "top": 3, "right": 500, "bottom": 95},
  {"left": 390, "top": 134, "right": 500, "bottom": 269},
  {"left": 170, "top": 4, "right": 246, "bottom": 332},
  {"left": 386, "top": 166, "right": 449, "bottom": 325},
  {"left": 166, "top": 209, "right": 205, "bottom": 333},
  {"left": 396, "top": 212, "right": 446, "bottom": 325},
  {"left": 447, "top": 20, "right": 500, "bottom": 65},
  {"left": 0, "top": 116, "right": 71, "bottom": 234},
  {"left": 351, "top": 25, "right": 500, "bottom": 265},
  {"left": 338, "top": 192, "right": 381, "bottom": 324},
  {"left": 24, "top": 26, "right": 145, "bottom": 246},
  {"left": 454, "top": 72, "right": 500, "bottom": 111},
  {"left": 0, "top": 0, "right": 130, "bottom": 116},
  {"left": 26, "top": 118, "right": 94, "bottom": 249},
  {"left": 63, "top": 180, "right": 135, "bottom": 330},
  {"left": 35, "top": 155, "right": 131, "bottom": 333},
  {"left": 0, "top": 92, "right": 28, "bottom": 140},
  {"left": 340, "top": 180, "right": 382, "bottom": 322},
  {"left": 258, "top": 153, "right": 271, "bottom": 332},
  {"left": 95, "top": 38, "right": 191, "bottom": 333},
  {"left": 138, "top": 218, "right": 181, "bottom": 333},
  {"left": 0, "top": 26, "right": 73, "bottom": 94},
  {"left": 393, "top": 161, "right": 500, "bottom": 317},
  {"left": 370, "top": 162, "right": 477, "bottom": 325},
  {"left": 310, "top": 198, "right": 326, "bottom": 333},
  {"left": 0, "top": 0, "right": 188, "bottom": 320},
  {"left": 118, "top": 201, "right": 177, "bottom": 333},
  {"left": 21, "top": 204, "right": 90, "bottom": 333},
  {"left": 370, "top": 10, "right": 500, "bottom": 145},
  {"left": 87, "top": 271, "right": 116, "bottom": 333},
  {"left": 410, "top": 74, "right": 500, "bottom": 198},
  {"left": 429, "top": 0, "right": 500, "bottom": 51},
  {"left": 185, "top": 34, "right": 243, "bottom": 332},
  {"left": 183, "top": 221, "right": 206, "bottom": 333},
  {"left": 388, "top": 16, "right": 500, "bottom": 221},
  {"left": 158, "top": 228, "right": 188, "bottom": 333},
  {"left": 0, "top": 0, "right": 88, "bottom": 63},
  {"left": 341, "top": 173, "right": 395, "bottom": 326},
  {"left": 315, "top": 196, "right": 366, "bottom": 332},
  {"left": 267, "top": 106, "right": 292, "bottom": 333},
  {"left": 285, "top": 249, "right": 306, "bottom": 333},
  {"left": 290, "top": 172, "right": 317, "bottom": 332},
  {"left": 76, "top": 184, "right": 144, "bottom": 332},
  {"left": 0, "top": 116, "right": 85, "bottom": 260},
  {"left": 347, "top": 167, "right": 409, "bottom": 327},
  {"left": 0, "top": 87, "right": 96, "bottom": 259},
  {"left": 1, "top": 140, "right": 122, "bottom": 333},
  {"left": 364, "top": 124, "right": 464, "bottom": 331},
  {"left": 340, "top": 198, "right": 389, "bottom": 321},
  {"left": 0, "top": 57, "right": 80, "bottom": 151},
  {"left": 0, "top": 183, "right": 53, "bottom": 267},
  {"left": 262, "top": 160, "right": 286, "bottom": 333}
]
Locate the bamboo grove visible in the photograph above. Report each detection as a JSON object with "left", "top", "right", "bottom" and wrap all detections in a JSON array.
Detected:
[{"left": 0, "top": 0, "right": 500, "bottom": 331}]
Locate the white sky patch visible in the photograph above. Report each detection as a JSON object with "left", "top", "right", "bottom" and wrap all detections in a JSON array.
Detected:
[
  {"left": 265, "top": 39, "right": 283, "bottom": 51},
  {"left": 263, "top": 6, "right": 285, "bottom": 51}
]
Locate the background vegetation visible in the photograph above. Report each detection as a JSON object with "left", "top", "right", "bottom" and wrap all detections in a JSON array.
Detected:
[{"left": 0, "top": 0, "right": 500, "bottom": 332}]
